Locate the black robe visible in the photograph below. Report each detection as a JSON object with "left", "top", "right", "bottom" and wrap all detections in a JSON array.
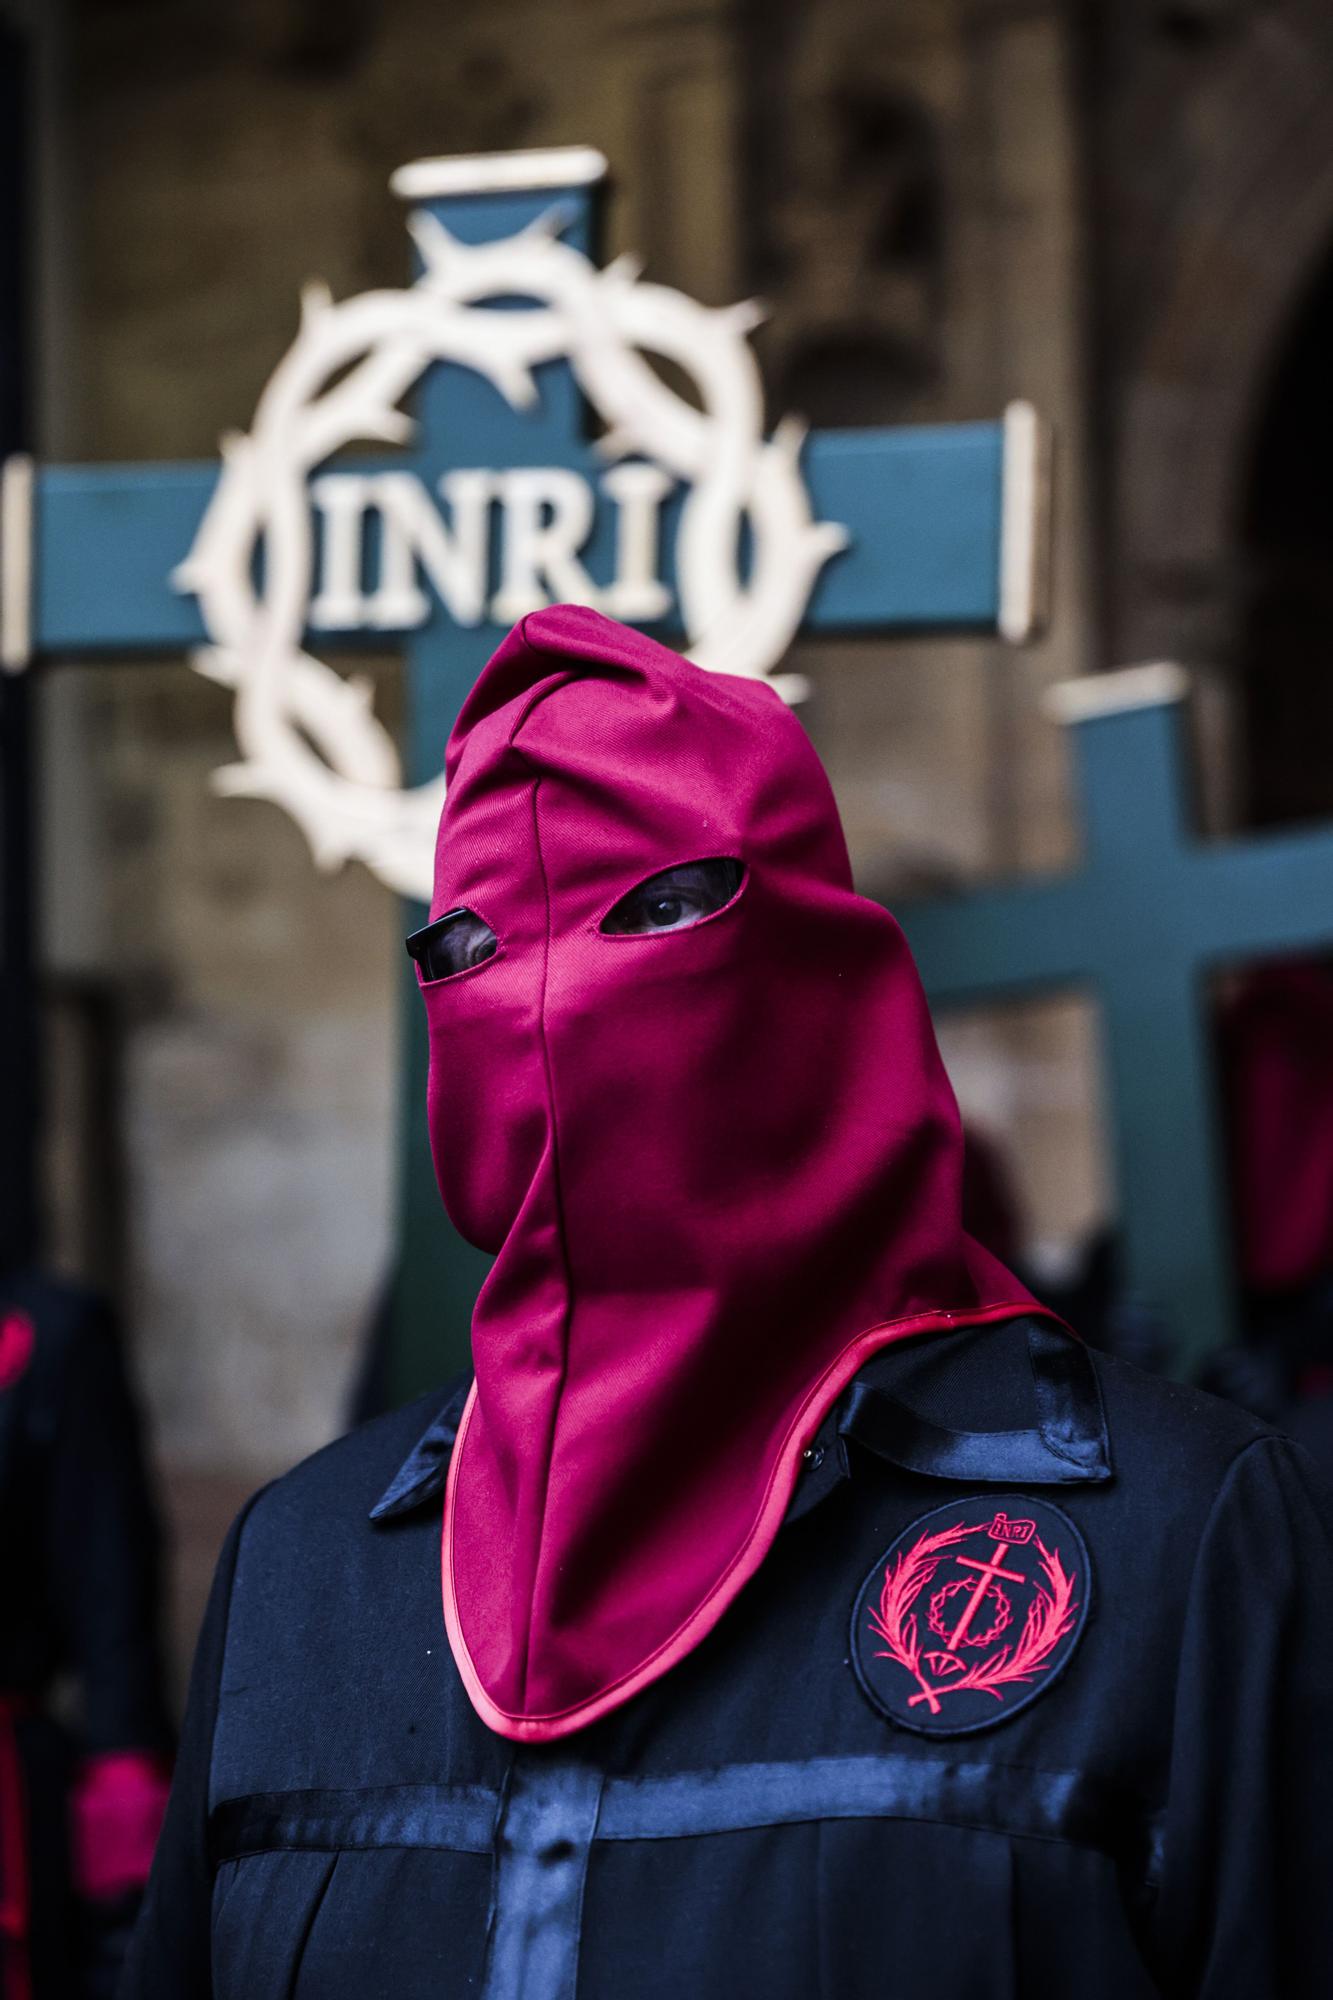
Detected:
[
  {"left": 121, "top": 1316, "right": 1333, "bottom": 1999},
  {"left": 0, "top": 1270, "right": 171, "bottom": 2000}
]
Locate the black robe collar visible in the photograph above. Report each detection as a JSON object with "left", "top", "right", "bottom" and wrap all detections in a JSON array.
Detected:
[
  {"left": 369, "top": 1316, "right": 1111, "bottom": 1527},
  {"left": 368, "top": 1375, "right": 470, "bottom": 1522}
]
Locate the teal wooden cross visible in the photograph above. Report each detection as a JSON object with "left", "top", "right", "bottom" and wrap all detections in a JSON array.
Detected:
[
  {"left": 899, "top": 665, "right": 1333, "bottom": 1377},
  {"left": 1, "top": 148, "right": 1043, "bottom": 1401}
]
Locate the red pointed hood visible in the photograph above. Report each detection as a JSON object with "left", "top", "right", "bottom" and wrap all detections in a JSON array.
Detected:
[{"left": 418, "top": 605, "right": 1044, "bottom": 1740}]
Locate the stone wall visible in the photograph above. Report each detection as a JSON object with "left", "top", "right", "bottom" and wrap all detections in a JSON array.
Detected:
[
  {"left": 1080, "top": 0, "right": 1333, "bottom": 775},
  {"left": 733, "top": 0, "right": 1104, "bottom": 1258}
]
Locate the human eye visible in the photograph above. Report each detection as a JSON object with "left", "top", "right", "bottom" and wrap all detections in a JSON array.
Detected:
[
  {"left": 405, "top": 907, "right": 499, "bottom": 980},
  {"left": 600, "top": 858, "right": 745, "bottom": 936}
]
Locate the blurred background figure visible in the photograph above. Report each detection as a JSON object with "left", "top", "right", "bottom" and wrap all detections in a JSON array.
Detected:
[
  {"left": 0, "top": 1271, "right": 172, "bottom": 2000},
  {"left": 1009, "top": 958, "right": 1333, "bottom": 1484},
  {"left": 1205, "top": 960, "right": 1333, "bottom": 1474},
  {"left": 2, "top": 19, "right": 172, "bottom": 1995}
]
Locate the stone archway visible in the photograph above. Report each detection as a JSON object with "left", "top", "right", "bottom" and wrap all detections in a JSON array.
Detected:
[
  {"left": 1106, "top": 4, "right": 1333, "bottom": 670},
  {"left": 1235, "top": 231, "right": 1333, "bottom": 824}
]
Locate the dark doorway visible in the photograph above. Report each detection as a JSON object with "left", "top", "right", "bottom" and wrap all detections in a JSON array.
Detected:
[{"left": 1237, "top": 242, "right": 1333, "bottom": 827}]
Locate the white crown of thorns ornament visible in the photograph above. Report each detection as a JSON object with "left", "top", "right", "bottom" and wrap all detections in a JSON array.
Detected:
[{"left": 173, "top": 204, "right": 849, "bottom": 901}]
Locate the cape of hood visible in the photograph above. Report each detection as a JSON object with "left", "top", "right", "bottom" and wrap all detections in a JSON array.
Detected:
[{"left": 419, "top": 604, "right": 1049, "bottom": 1741}]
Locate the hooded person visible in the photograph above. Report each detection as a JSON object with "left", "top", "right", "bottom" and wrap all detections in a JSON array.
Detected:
[
  {"left": 124, "top": 607, "right": 1333, "bottom": 2000},
  {"left": 0, "top": 1271, "right": 173, "bottom": 2000},
  {"left": 1200, "top": 961, "right": 1333, "bottom": 1475}
]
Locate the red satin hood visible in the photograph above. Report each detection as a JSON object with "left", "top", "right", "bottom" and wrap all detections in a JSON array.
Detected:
[{"left": 419, "top": 605, "right": 1043, "bottom": 1740}]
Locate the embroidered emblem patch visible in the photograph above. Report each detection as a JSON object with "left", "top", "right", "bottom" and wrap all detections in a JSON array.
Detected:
[
  {"left": 0, "top": 1311, "right": 34, "bottom": 1391},
  {"left": 851, "top": 1494, "right": 1090, "bottom": 1735}
]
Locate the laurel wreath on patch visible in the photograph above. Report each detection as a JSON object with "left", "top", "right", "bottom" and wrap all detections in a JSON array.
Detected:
[
  {"left": 868, "top": 1520, "right": 1079, "bottom": 1715},
  {"left": 173, "top": 206, "right": 848, "bottom": 899}
]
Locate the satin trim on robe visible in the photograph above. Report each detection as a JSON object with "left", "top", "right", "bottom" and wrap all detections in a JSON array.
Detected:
[
  {"left": 209, "top": 1755, "right": 1164, "bottom": 1889},
  {"left": 838, "top": 1319, "right": 1111, "bottom": 1487}
]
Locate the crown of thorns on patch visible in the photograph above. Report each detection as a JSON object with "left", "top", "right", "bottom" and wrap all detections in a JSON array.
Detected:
[{"left": 867, "top": 1513, "right": 1079, "bottom": 1717}]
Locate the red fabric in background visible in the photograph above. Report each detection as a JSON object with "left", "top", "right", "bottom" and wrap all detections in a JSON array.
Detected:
[
  {"left": 1222, "top": 961, "right": 1333, "bottom": 1292},
  {"left": 0, "top": 1698, "right": 31, "bottom": 2000},
  {"left": 69, "top": 1752, "right": 171, "bottom": 1903},
  {"left": 419, "top": 607, "right": 1051, "bottom": 1741},
  {"left": 0, "top": 1316, "right": 33, "bottom": 1393}
]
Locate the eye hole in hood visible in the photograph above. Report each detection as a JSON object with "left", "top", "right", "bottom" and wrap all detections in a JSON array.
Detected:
[
  {"left": 600, "top": 857, "right": 746, "bottom": 937},
  {"left": 406, "top": 907, "right": 499, "bottom": 981}
]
